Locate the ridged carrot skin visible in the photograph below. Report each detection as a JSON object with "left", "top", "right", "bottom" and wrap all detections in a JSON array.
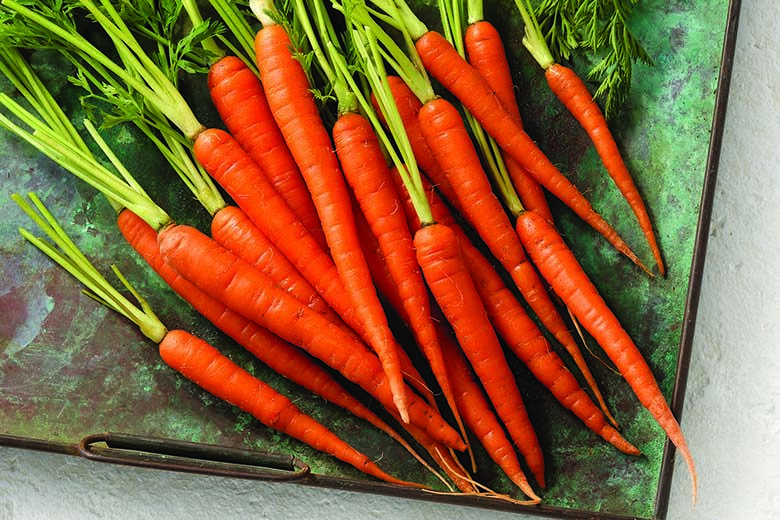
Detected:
[
  {"left": 117, "top": 209, "right": 424, "bottom": 462},
  {"left": 334, "top": 113, "right": 463, "bottom": 431},
  {"left": 545, "top": 63, "right": 664, "bottom": 275},
  {"left": 515, "top": 209, "right": 696, "bottom": 497},
  {"left": 156, "top": 223, "right": 466, "bottom": 451},
  {"left": 207, "top": 56, "right": 326, "bottom": 249},
  {"left": 210, "top": 205, "right": 337, "bottom": 320},
  {"left": 414, "top": 31, "right": 649, "bottom": 274},
  {"left": 437, "top": 324, "right": 540, "bottom": 501},
  {"left": 255, "top": 25, "right": 409, "bottom": 422},
  {"left": 464, "top": 20, "right": 553, "bottom": 222},
  {"left": 391, "top": 170, "right": 639, "bottom": 456},
  {"left": 195, "top": 131, "right": 436, "bottom": 407},
  {"left": 158, "top": 329, "right": 422, "bottom": 487},
  {"left": 414, "top": 222, "right": 545, "bottom": 488}
]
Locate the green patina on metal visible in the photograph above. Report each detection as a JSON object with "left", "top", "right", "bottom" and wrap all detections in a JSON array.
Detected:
[{"left": 0, "top": 0, "right": 732, "bottom": 517}]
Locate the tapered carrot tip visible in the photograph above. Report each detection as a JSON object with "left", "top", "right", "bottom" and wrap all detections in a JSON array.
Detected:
[
  {"left": 389, "top": 381, "right": 410, "bottom": 424},
  {"left": 510, "top": 476, "right": 542, "bottom": 504},
  {"left": 601, "top": 425, "right": 641, "bottom": 456}
]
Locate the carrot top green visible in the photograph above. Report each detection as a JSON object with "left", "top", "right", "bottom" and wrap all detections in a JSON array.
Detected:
[{"left": 13, "top": 192, "right": 168, "bottom": 344}]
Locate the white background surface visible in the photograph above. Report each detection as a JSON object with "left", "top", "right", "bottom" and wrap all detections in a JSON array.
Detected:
[{"left": 2, "top": 0, "right": 779, "bottom": 518}]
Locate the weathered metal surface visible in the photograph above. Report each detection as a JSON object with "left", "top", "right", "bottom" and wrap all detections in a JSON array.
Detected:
[{"left": 0, "top": 0, "right": 738, "bottom": 518}]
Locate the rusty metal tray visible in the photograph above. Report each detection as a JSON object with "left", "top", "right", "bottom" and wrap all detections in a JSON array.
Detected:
[{"left": 0, "top": 0, "right": 740, "bottom": 518}]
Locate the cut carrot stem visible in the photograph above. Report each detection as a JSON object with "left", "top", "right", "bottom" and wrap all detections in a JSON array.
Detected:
[{"left": 515, "top": 209, "right": 696, "bottom": 499}]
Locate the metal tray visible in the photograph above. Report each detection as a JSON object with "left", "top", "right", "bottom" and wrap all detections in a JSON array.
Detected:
[{"left": 0, "top": 0, "right": 740, "bottom": 518}]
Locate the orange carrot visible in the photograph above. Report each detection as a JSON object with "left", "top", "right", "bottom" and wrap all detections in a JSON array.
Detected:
[
  {"left": 437, "top": 324, "right": 540, "bottom": 502},
  {"left": 207, "top": 55, "right": 326, "bottom": 249},
  {"left": 159, "top": 329, "right": 423, "bottom": 487},
  {"left": 156, "top": 222, "right": 465, "bottom": 451},
  {"left": 392, "top": 169, "right": 638, "bottom": 456},
  {"left": 117, "top": 208, "right": 436, "bottom": 470},
  {"left": 414, "top": 222, "right": 545, "bottom": 488},
  {"left": 194, "top": 130, "right": 436, "bottom": 406},
  {"left": 254, "top": 23, "right": 409, "bottom": 422},
  {"left": 333, "top": 113, "right": 465, "bottom": 437},
  {"left": 515, "top": 209, "right": 696, "bottom": 498},
  {"left": 463, "top": 20, "right": 553, "bottom": 222},
  {"left": 410, "top": 29, "right": 648, "bottom": 273},
  {"left": 545, "top": 63, "right": 664, "bottom": 274}
]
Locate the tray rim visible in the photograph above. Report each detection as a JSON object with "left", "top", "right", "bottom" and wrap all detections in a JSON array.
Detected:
[{"left": 0, "top": 0, "right": 743, "bottom": 518}]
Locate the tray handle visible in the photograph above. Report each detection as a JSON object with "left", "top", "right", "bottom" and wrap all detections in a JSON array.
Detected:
[{"left": 78, "top": 432, "right": 311, "bottom": 482}]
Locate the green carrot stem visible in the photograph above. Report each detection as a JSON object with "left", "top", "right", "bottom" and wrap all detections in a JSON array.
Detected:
[
  {"left": 511, "top": 0, "right": 555, "bottom": 69},
  {"left": 438, "top": 0, "right": 524, "bottom": 216},
  {"left": 12, "top": 192, "right": 168, "bottom": 343}
]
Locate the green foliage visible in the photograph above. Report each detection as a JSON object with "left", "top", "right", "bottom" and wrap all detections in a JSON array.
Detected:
[{"left": 536, "top": 0, "right": 654, "bottom": 118}]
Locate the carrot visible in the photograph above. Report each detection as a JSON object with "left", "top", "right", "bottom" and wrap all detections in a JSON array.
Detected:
[
  {"left": 413, "top": 222, "right": 545, "bottom": 488},
  {"left": 118, "top": 209, "right": 434, "bottom": 463},
  {"left": 417, "top": 97, "right": 603, "bottom": 414},
  {"left": 392, "top": 168, "right": 638, "bottom": 456},
  {"left": 463, "top": 18, "right": 553, "bottom": 222},
  {"left": 194, "top": 129, "right": 437, "bottom": 407},
  {"left": 253, "top": 19, "right": 410, "bottom": 423},
  {"left": 160, "top": 329, "right": 422, "bottom": 487},
  {"left": 544, "top": 63, "right": 664, "bottom": 274},
  {"left": 14, "top": 193, "right": 418, "bottom": 488},
  {"left": 333, "top": 113, "right": 466, "bottom": 438},
  {"left": 512, "top": 0, "right": 665, "bottom": 275},
  {"left": 207, "top": 55, "right": 327, "bottom": 250},
  {"left": 156, "top": 222, "right": 466, "bottom": 451},
  {"left": 374, "top": 1, "right": 648, "bottom": 273},
  {"left": 437, "top": 324, "right": 540, "bottom": 502},
  {"left": 515, "top": 209, "right": 696, "bottom": 498}
]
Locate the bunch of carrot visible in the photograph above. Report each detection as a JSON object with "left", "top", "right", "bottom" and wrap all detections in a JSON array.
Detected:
[{"left": 0, "top": 0, "right": 697, "bottom": 508}]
